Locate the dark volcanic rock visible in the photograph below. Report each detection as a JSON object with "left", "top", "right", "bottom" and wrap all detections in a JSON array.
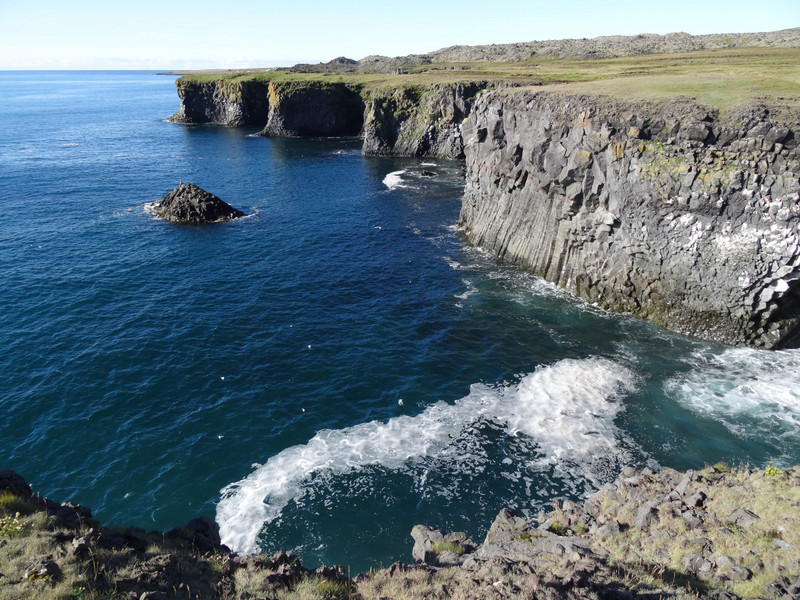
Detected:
[
  {"left": 155, "top": 183, "right": 245, "bottom": 224},
  {"left": 0, "top": 470, "right": 32, "bottom": 498},
  {"left": 258, "top": 81, "right": 364, "bottom": 137}
]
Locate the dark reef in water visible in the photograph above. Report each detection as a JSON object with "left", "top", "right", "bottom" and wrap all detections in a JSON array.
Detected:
[{"left": 155, "top": 182, "right": 245, "bottom": 224}]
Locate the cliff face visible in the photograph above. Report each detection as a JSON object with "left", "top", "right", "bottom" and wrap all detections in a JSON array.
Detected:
[
  {"left": 168, "top": 79, "right": 270, "bottom": 126},
  {"left": 362, "top": 82, "right": 485, "bottom": 158},
  {"left": 169, "top": 78, "right": 489, "bottom": 158},
  {"left": 458, "top": 91, "right": 800, "bottom": 348},
  {"left": 259, "top": 81, "right": 365, "bottom": 137}
]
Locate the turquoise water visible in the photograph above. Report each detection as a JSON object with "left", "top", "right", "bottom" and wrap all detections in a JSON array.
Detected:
[{"left": 1, "top": 71, "right": 798, "bottom": 572}]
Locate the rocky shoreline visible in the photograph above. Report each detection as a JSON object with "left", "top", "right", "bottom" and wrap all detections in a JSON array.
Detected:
[
  {"left": 1, "top": 465, "right": 798, "bottom": 599},
  {"left": 165, "top": 39, "right": 800, "bottom": 349}
]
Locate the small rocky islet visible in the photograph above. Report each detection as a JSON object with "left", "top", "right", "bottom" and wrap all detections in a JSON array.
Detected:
[
  {"left": 154, "top": 183, "right": 246, "bottom": 224},
  {"left": 1, "top": 465, "right": 798, "bottom": 599}
]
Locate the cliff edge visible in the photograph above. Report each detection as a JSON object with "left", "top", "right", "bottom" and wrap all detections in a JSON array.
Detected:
[
  {"left": 2, "top": 465, "right": 798, "bottom": 599},
  {"left": 166, "top": 42, "right": 800, "bottom": 347}
]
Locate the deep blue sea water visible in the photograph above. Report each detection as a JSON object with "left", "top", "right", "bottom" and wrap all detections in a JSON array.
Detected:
[{"left": 1, "top": 71, "right": 798, "bottom": 571}]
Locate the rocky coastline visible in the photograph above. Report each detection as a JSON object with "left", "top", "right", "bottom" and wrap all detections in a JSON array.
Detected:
[
  {"left": 2, "top": 465, "right": 798, "bottom": 599},
  {"left": 165, "top": 36, "right": 800, "bottom": 348},
  {"left": 168, "top": 79, "right": 485, "bottom": 159}
]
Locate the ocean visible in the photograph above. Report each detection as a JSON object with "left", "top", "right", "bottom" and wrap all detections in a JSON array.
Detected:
[{"left": 1, "top": 70, "right": 798, "bottom": 572}]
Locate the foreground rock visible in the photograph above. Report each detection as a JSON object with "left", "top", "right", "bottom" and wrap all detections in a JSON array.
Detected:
[
  {"left": 154, "top": 183, "right": 245, "bottom": 224},
  {"left": 396, "top": 464, "right": 800, "bottom": 600},
  {"left": 2, "top": 465, "right": 798, "bottom": 599},
  {"left": 459, "top": 93, "right": 800, "bottom": 348}
]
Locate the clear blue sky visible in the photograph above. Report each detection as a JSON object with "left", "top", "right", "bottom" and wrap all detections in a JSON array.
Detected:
[{"left": 1, "top": 0, "right": 798, "bottom": 69}]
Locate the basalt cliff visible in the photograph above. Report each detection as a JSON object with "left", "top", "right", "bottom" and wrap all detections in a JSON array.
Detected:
[
  {"left": 167, "top": 40, "right": 800, "bottom": 349},
  {"left": 459, "top": 93, "right": 800, "bottom": 349}
]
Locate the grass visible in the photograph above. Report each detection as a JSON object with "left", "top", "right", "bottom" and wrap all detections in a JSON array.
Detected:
[
  {"left": 0, "top": 491, "right": 37, "bottom": 517},
  {"left": 577, "top": 466, "right": 800, "bottom": 599},
  {"left": 0, "top": 496, "right": 229, "bottom": 600},
  {"left": 176, "top": 47, "right": 800, "bottom": 113},
  {"left": 430, "top": 541, "right": 465, "bottom": 556},
  {"left": 539, "top": 47, "right": 800, "bottom": 113}
]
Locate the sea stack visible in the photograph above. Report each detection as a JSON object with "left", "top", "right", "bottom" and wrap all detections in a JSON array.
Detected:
[{"left": 155, "top": 183, "right": 245, "bottom": 224}]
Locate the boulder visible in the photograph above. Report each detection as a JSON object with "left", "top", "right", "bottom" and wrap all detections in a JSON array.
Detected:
[
  {"left": 167, "top": 515, "right": 224, "bottom": 553},
  {"left": 727, "top": 508, "right": 760, "bottom": 527},
  {"left": 24, "top": 558, "right": 62, "bottom": 582},
  {"left": 634, "top": 503, "right": 659, "bottom": 531},
  {"left": 154, "top": 183, "right": 245, "bottom": 224},
  {"left": 410, "top": 524, "right": 476, "bottom": 566},
  {"left": 410, "top": 524, "right": 444, "bottom": 562}
]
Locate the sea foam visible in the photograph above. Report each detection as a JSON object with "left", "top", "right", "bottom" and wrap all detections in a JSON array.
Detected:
[
  {"left": 382, "top": 170, "right": 407, "bottom": 190},
  {"left": 664, "top": 347, "right": 800, "bottom": 452},
  {"left": 216, "top": 356, "right": 637, "bottom": 554}
]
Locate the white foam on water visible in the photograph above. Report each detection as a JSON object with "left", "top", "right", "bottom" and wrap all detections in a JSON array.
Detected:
[
  {"left": 664, "top": 347, "right": 800, "bottom": 448},
  {"left": 454, "top": 278, "right": 477, "bottom": 301},
  {"left": 142, "top": 202, "right": 159, "bottom": 218},
  {"left": 382, "top": 170, "right": 407, "bottom": 190},
  {"left": 217, "top": 357, "right": 637, "bottom": 554}
]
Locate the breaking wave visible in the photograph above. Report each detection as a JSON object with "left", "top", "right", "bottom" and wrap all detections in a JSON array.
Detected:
[
  {"left": 382, "top": 170, "right": 407, "bottom": 190},
  {"left": 664, "top": 347, "right": 800, "bottom": 454},
  {"left": 217, "top": 356, "right": 638, "bottom": 554}
]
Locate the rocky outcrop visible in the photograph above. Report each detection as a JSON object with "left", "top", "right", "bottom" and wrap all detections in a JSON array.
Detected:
[
  {"left": 362, "top": 82, "right": 486, "bottom": 158},
  {"left": 403, "top": 465, "right": 800, "bottom": 600},
  {"left": 279, "top": 28, "right": 800, "bottom": 74},
  {"left": 458, "top": 92, "right": 800, "bottom": 348},
  {"left": 154, "top": 183, "right": 245, "bottom": 224}
]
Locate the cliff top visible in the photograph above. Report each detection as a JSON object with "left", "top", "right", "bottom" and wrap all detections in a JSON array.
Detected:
[{"left": 176, "top": 45, "right": 800, "bottom": 115}]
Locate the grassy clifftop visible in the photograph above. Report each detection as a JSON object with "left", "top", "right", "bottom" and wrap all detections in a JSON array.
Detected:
[{"left": 176, "top": 46, "right": 800, "bottom": 115}]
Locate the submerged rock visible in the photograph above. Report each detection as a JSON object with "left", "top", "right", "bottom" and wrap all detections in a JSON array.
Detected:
[{"left": 154, "top": 183, "right": 245, "bottom": 224}]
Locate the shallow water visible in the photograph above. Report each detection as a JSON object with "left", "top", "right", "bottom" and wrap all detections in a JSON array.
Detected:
[{"left": 1, "top": 71, "right": 798, "bottom": 572}]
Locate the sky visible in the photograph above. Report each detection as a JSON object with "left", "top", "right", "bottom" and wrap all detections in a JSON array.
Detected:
[{"left": 1, "top": 0, "right": 798, "bottom": 70}]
